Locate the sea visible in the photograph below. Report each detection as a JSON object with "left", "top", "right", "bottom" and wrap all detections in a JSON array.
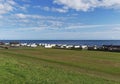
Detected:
[{"left": 0, "top": 40, "right": 120, "bottom": 46}]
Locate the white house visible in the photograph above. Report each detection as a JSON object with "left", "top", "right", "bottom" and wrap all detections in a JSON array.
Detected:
[
  {"left": 21, "top": 43, "right": 27, "bottom": 46},
  {"left": 10, "top": 42, "right": 20, "bottom": 47},
  {"left": 5, "top": 43, "right": 9, "bottom": 45},
  {"left": 66, "top": 45, "right": 73, "bottom": 49},
  {"left": 30, "top": 43, "right": 37, "bottom": 48},
  {"left": 81, "top": 45, "right": 88, "bottom": 50},
  {"left": 50, "top": 44, "right": 56, "bottom": 47},
  {"left": 27, "top": 44, "right": 31, "bottom": 47},
  {"left": 74, "top": 45, "right": 81, "bottom": 48},
  {"left": 44, "top": 44, "right": 52, "bottom": 48},
  {"left": 39, "top": 43, "right": 42, "bottom": 46},
  {"left": 94, "top": 45, "right": 97, "bottom": 50},
  {"left": 60, "top": 44, "right": 67, "bottom": 48}
]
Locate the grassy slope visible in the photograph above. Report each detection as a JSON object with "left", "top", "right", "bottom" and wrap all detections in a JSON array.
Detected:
[{"left": 0, "top": 47, "right": 120, "bottom": 84}]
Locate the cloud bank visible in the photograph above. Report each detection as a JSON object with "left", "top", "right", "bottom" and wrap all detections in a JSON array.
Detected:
[
  {"left": 53, "top": 0, "right": 120, "bottom": 12},
  {"left": 0, "top": 0, "right": 16, "bottom": 14}
]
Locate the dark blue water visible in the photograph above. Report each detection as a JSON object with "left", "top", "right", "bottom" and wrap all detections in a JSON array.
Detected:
[{"left": 0, "top": 40, "right": 120, "bottom": 46}]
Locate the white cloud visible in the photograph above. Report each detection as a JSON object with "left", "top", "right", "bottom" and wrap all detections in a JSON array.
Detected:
[
  {"left": 18, "top": 4, "right": 30, "bottom": 12},
  {"left": 0, "top": 0, "right": 30, "bottom": 15},
  {"left": 65, "top": 24, "right": 120, "bottom": 29},
  {"left": 3, "top": 12, "right": 120, "bottom": 32},
  {"left": 0, "top": 0, "right": 16, "bottom": 14},
  {"left": 15, "top": 13, "right": 43, "bottom": 19},
  {"left": 0, "top": 13, "right": 67, "bottom": 31},
  {"left": 39, "top": 6, "right": 68, "bottom": 13},
  {"left": 15, "top": 13, "right": 27, "bottom": 18},
  {"left": 52, "top": 7, "right": 68, "bottom": 13},
  {"left": 53, "top": 0, "right": 120, "bottom": 12}
]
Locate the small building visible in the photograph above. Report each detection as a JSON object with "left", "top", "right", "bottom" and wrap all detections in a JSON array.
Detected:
[
  {"left": 5, "top": 43, "right": 10, "bottom": 45},
  {"left": 20, "top": 43, "right": 27, "bottom": 46},
  {"left": 72, "top": 45, "right": 82, "bottom": 50},
  {"left": 60, "top": 44, "right": 67, "bottom": 49},
  {"left": 10, "top": 42, "right": 20, "bottom": 47},
  {"left": 27, "top": 44, "right": 31, "bottom": 47},
  {"left": 94, "top": 45, "right": 98, "bottom": 50},
  {"left": 81, "top": 45, "right": 88, "bottom": 50},
  {"left": 44, "top": 45, "right": 52, "bottom": 48},
  {"left": 30, "top": 43, "right": 37, "bottom": 48},
  {"left": 53, "top": 44, "right": 61, "bottom": 49},
  {"left": 39, "top": 43, "right": 42, "bottom": 46},
  {"left": 0, "top": 42, "right": 5, "bottom": 45},
  {"left": 50, "top": 44, "right": 56, "bottom": 47},
  {"left": 87, "top": 45, "right": 98, "bottom": 50},
  {"left": 66, "top": 45, "right": 74, "bottom": 49},
  {"left": 74, "top": 45, "right": 81, "bottom": 48},
  {"left": 102, "top": 45, "right": 112, "bottom": 51},
  {"left": 88, "top": 46, "right": 94, "bottom": 50},
  {"left": 108, "top": 45, "right": 120, "bottom": 52}
]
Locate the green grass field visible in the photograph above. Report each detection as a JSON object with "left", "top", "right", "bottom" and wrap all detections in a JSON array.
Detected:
[{"left": 0, "top": 47, "right": 120, "bottom": 84}]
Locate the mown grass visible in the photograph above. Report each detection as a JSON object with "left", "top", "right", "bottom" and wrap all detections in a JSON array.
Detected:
[{"left": 0, "top": 47, "right": 120, "bottom": 84}]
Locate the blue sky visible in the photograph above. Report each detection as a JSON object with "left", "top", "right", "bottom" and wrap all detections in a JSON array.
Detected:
[{"left": 0, "top": 0, "right": 120, "bottom": 40}]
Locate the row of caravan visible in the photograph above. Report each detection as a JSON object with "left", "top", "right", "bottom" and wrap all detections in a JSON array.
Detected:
[
  {"left": 20, "top": 43, "right": 89, "bottom": 49},
  {"left": 1, "top": 42, "right": 120, "bottom": 51},
  {"left": 41, "top": 44, "right": 120, "bottom": 51},
  {"left": 40, "top": 44, "right": 90, "bottom": 50}
]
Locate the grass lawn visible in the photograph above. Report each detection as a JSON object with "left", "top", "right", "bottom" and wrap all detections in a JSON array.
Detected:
[{"left": 0, "top": 47, "right": 120, "bottom": 84}]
